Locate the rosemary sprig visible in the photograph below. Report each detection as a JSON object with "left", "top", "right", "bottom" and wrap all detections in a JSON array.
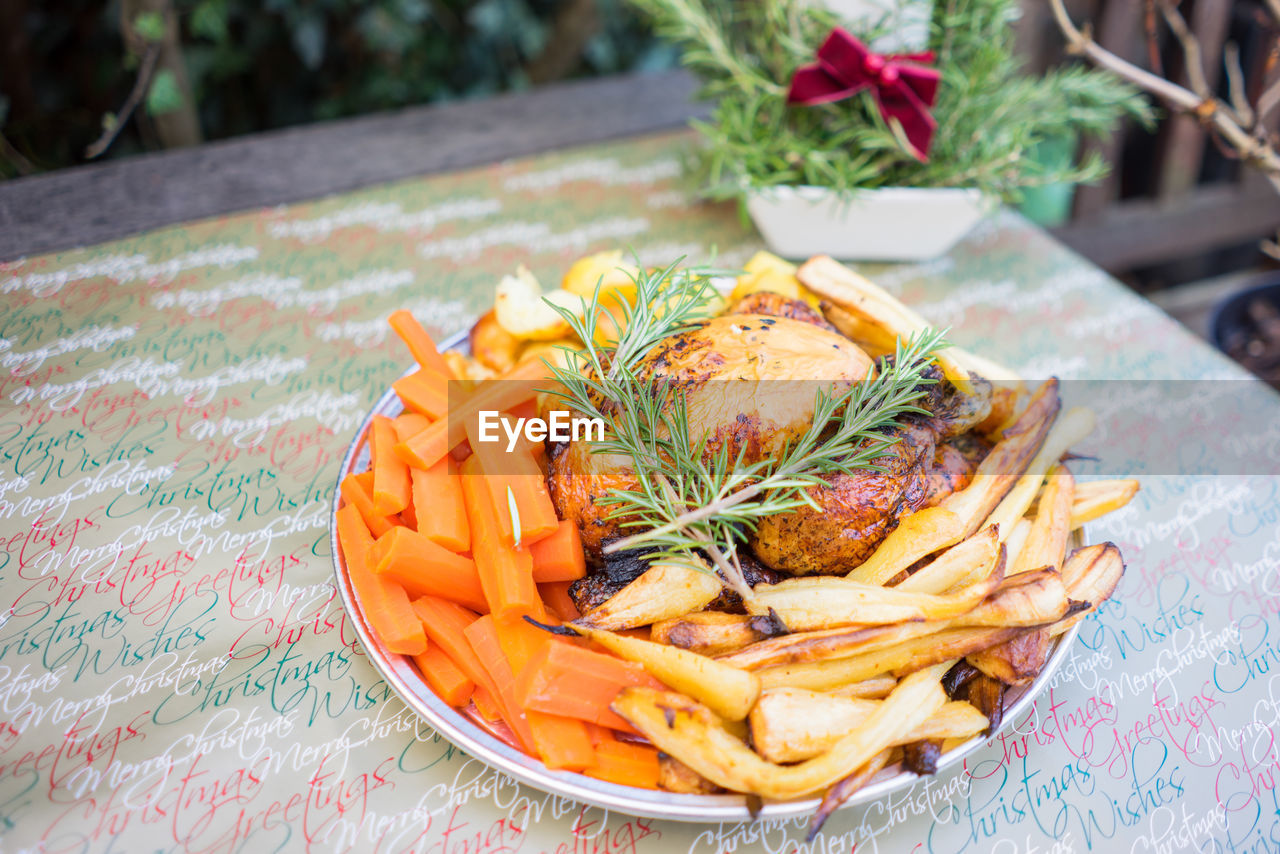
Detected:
[
  {"left": 603, "top": 326, "right": 945, "bottom": 554},
  {"left": 544, "top": 263, "right": 945, "bottom": 599}
]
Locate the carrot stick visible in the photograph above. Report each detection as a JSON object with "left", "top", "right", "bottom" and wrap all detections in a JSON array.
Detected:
[
  {"left": 458, "top": 454, "right": 541, "bottom": 619},
  {"left": 411, "top": 457, "right": 469, "bottom": 553},
  {"left": 585, "top": 734, "right": 660, "bottom": 789},
  {"left": 464, "top": 615, "right": 536, "bottom": 754},
  {"left": 340, "top": 472, "right": 400, "bottom": 538},
  {"left": 471, "top": 686, "right": 502, "bottom": 722},
  {"left": 411, "top": 596, "right": 492, "bottom": 690},
  {"left": 513, "top": 641, "right": 659, "bottom": 729},
  {"left": 393, "top": 412, "right": 433, "bottom": 441},
  {"left": 527, "top": 711, "right": 595, "bottom": 771},
  {"left": 394, "top": 358, "right": 548, "bottom": 470},
  {"left": 538, "top": 580, "right": 580, "bottom": 622},
  {"left": 463, "top": 412, "right": 559, "bottom": 549},
  {"left": 507, "top": 398, "right": 545, "bottom": 461},
  {"left": 394, "top": 368, "right": 449, "bottom": 420},
  {"left": 370, "top": 527, "right": 488, "bottom": 613},
  {"left": 487, "top": 614, "right": 594, "bottom": 770},
  {"left": 388, "top": 309, "right": 454, "bottom": 379},
  {"left": 530, "top": 521, "right": 587, "bottom": 583},
  {"left": 412, "top": 645, "right": 474, "bottom": 707},
  {"left": 371, "top": 415, "right": 412, "bottom": 516},
  {"left": 508, "top": 398, "right": 538, "bottom": 422},
  {"left": 335, "top": 504, "right": 425, "bottom": 655}
]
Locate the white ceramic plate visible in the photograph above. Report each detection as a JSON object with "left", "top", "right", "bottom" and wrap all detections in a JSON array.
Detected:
[{"left": 329, "top": 329, "right": 1081, "bottom": 822}]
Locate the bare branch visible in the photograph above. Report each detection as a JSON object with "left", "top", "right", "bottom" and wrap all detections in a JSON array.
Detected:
[
  {"left": 1144, "top": 0, "right": 1163, "bottom": 76},
  {"left": 1257, "top": 77, "right": 1280, "bottom": 130},
  {"left": 1050, "top": 0, "right": 1280, "bottom": 191},
  {"left": 84, "top": 43, "right": 160, "bottom": 160},
  {"left": 1263, "top": 240, "right": 1280, "bottom": 262},
  {"left": 1224, "top": 43, "right": 1255, "bottom": 128},
  {"left": 1158, "top": 0, "right": 1212, "bottom": 102},
  {"left": 1265, "top": 0, "right": 1280, "bottom": 27}
]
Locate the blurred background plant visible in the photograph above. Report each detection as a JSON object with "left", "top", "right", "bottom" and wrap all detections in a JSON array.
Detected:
[
  {"left": 4, "top": 0, "right": 1280, "bottom": 318},
  {"left": 630, "top": 0, "right": 1151, "bottom": 204},
  {"left": 0, "top": 0, "right": 677, "bottom": 178}
]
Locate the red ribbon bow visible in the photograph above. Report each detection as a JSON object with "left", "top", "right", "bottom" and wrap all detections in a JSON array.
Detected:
[{"left": 787, "top": 28, "right": 941, "bottom": 161}]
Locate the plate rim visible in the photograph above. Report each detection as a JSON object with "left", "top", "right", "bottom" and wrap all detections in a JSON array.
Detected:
[{"left": 329, "top": 328, "right": 1082, "bottom": 823}]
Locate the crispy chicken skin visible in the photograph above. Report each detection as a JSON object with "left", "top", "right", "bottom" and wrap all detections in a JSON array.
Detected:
[
  {"left": 549, "top": 314, "right": 874, "bottom": 562},
  {"left": 727, "top": 292, "right": 839, "bottom": 333},
  {"left": 749, "top": 366, "right": 993, "bottom": 575},
  {"left": 636, "top": 314, "right": 875, "bottom": 462},
  {"left": 547, "top": 310, "right": 994, "bottom": 574},
  {"left": 749, "top": 425, "right": 988, "bottom": 575},
  {"left": 546, "top": 439, "right": 637, "bottom": 562},
  {"left": 749, "top": 422, "right": 931, "bottom": 575}
]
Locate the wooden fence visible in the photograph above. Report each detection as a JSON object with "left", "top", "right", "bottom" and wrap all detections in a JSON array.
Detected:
[{"left": 1019, "top": 0, "right": 1280, "bottom": 274}]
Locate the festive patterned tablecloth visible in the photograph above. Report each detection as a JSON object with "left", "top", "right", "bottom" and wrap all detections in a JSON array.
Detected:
[{"left": 4, "top": 129, "right": 1280, "bottom": 854}]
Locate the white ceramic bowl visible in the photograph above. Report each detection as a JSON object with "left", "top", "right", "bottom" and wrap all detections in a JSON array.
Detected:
[{"left": 746, "top": 186, "right": 993, "bottom": 262}]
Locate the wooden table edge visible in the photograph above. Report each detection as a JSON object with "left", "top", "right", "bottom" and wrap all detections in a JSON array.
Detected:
[{"left": 0, "top": 70, "right": 706, "bottom": 263}]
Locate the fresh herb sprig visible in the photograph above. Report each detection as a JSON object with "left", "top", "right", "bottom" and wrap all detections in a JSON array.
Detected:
[
  {"left": 545, "top": 263, "right": 943, "bottom": 600},
  {"left": 629, "top": 0, "right": 1153, "bottom": 203}
]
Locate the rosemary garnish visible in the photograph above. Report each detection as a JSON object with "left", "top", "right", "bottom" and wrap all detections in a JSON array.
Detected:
[{"left": 544, "top": 262, "right": 945, "bottom": 600}]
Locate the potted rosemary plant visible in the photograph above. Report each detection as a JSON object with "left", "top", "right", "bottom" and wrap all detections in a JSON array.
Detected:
[{"left": 631, "top": 0, "right": 1150, "bottom": 261}]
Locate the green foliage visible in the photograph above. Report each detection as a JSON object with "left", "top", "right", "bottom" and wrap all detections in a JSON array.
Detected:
[
  {"left": 1, "top": 0, "right": 672, "bottom": 174},
  {"left": 190, "top": 0, "right": 230, "bottom": 42},
  {"left": 630, "top": 0, "right": 1153, "bottom": 200},
  {"left": 145, "top": 70, "right": 185, "bottom": 115},
  {"left": 132, "top": 11, "right": 166, "bottom": 42}
]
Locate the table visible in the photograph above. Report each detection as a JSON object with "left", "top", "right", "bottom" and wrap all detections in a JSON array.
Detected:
[{"left": 3, "top": 78, "right": 1280, "bottom": 854}]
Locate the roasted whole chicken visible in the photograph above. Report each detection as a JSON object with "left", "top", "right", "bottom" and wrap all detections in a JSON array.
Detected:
[{"left": 547, "top": 295, "right": 993, "bottom": 577}]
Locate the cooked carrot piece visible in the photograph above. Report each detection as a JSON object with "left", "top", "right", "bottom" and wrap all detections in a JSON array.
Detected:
[
  {"left": 411, "top": 456, "right": 469, "bottom": 553},
  {"left": 528, "top": 711, "right": 595, "bottom": 771},
  {"left": 508, "top": 398, "right": 538, "bottom": 421},
  {"left": 411, "top": 596, "right": 492, "bottom": 689},
  {"left": 463, "top": 411, "right": 559, "bottom": 549},
  {"left": 393, "top": 412, "right": 433, "bottom": 441},
  {"left": 471, "top": 685, "right": 502, "bottom": 722},
  {"left": 464, "top": 615, "right": 536, "bottom": 753},
  {"left": 335, "top": 504, "right": 425, "bottom": 655},
  {"left": 538, "top": 580, "right": 580, "bottom": 622},
  {"left": 340, "top": 472, "right": 399, "bottom": 537},
  {"left": 412, "top": 645, "right": 474, "bottom": 707},
  {"left": 530, "top": 521, "right": 587, "bottom": 583},
  {"left": 584, "top": 722, "right": 610, "bottom": 747},
  {"left": 370, "top": 527, "right": 488, "bottom": 613},
  {"left": 492, "top": 611, "right": 562, "bottom": 670},
  {"left": 458, "top": 454, "right": 542, "bottom": 619},
  {"left": 486, "top": 614, "right": 595, "bottom": 770},
  {"left": 505, "top": 399, "right": 546, "bottom": 461},
  {"left": 513, "top": 640, "right": 659, "bottom": 729},
  {"left": 388, "top": 309, "right": 454, "bottom": 379},
  {"left": 394, "top": 368, "right": 449, "bottom": 420},
  {"left": 394, "top": 358, "right": 548, "bottom": 470},
  {"left": 585, "top": 734, "right": 660, "bottom": 789},
  {"left": 371, "top": 415, "right": 412, "bottom": 516}
]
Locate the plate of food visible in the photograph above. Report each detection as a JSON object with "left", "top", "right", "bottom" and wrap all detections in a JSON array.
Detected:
[{"left": 330, "top": 249, "right": 1135, "bottom": 836}]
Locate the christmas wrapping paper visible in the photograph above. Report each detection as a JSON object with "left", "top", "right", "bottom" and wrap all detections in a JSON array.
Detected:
[{"left": 2, "top": 129, "right": 1279, "bottom": 853}]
